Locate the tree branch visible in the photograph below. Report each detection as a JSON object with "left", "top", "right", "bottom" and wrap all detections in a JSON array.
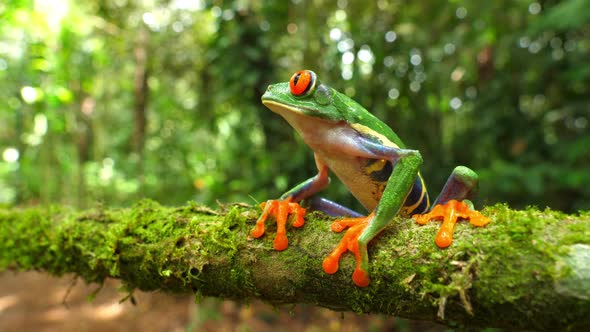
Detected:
[{"left": 1, "top": 200, "right": 589, "bottom": 330}]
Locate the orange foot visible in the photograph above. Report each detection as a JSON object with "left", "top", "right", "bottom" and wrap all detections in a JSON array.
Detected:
[
  {"left": 413, "top": 199, "right": 490, "bottom": 248},
  {"left": 322, "top": 213, "right": 374, "bottom": 287},
  {"left": 251, "top": 197, "right": 306, "bottom": 251}
]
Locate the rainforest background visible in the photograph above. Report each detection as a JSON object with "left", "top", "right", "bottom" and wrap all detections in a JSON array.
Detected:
[{"left": 0, "top": 0, "right": 589, "bottom": 330}]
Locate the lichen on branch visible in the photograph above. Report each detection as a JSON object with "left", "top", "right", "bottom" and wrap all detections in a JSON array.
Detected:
[{"left": 0, "top": 200, "right": 589, "bottom": 331}]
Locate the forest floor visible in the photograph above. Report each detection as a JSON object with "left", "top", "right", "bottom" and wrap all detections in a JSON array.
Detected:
[{"left": 0, "top": 271, "right": 445, "bottom": 331}]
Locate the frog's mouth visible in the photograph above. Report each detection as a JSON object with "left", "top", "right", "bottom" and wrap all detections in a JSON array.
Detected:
[{"left": 262, "top": 100, "right": 307, "bottom": 117}]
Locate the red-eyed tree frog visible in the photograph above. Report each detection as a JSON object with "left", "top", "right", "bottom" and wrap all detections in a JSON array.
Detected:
[{"left": 251, "top": 70, "right": 490, "bottom": 287}]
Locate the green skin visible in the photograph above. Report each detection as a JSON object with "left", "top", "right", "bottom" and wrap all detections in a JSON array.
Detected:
[{"left": 260, "top": 71, "right": 479, "bottom": 285}]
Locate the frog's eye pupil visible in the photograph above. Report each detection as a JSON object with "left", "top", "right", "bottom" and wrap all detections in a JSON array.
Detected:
[
  {"left": 289, "top": 70, "right": 316, "bottom": 96},
  {"left": 293, "top": 73, "right": 301, "bottom": 86}
]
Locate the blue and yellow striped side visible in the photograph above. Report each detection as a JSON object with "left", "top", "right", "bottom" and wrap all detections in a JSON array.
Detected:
[
  {"left": 401, "top": 175, "right": 430, "bottom": 215},
  {"left": 363, "top": 159, "right": 430, "bottom": 216}
]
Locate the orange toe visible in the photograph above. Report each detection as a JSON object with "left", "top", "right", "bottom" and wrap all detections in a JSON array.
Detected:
[
  {"left": 413, "top": 200, "right": 490, "bottom": 248},
  {"left": 273, "top": 234, "right": 289, "bottom": 251},
  {"left": 323, "top": 213, "right": 373, "bottom": 287},
  {"left": 352, "top": 268, "right": 370, "bottom": 287},
  {"left": 251, "top": 201, "right": 275, "bottom": 239},
  {"left": 322, "top": 254, "right": 340, "bottom": 274},
  {"left": 330, "top": 218, "right": 363, "bottom": 232},
  {"left": 435, "top": 220, "right": 454, "bottom": 248},
  {"left": 251, "top": 197, "right": 307, "bottom": 251}
]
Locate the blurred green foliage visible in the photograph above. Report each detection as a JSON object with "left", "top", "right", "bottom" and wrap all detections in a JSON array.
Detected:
[{"left": 0, "top": 0, "right": 588, "bottom": 212}]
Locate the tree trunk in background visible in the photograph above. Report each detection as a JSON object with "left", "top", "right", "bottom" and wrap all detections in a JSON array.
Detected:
[
  {"left": 133, "top": 26, "right": 149, "bottom": 186},
  {"left": 76, "top": 97, "right": 95, "bottom": 208}
]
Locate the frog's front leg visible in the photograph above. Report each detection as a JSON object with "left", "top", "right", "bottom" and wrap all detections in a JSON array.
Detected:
[
  {"left": 323, "top": 139, "right": 423, "bottom": 287},
  {"left": 414, "top": 166, "right": 490, "bottom": 248},
  {"left": 251, "top": 154, "right": 330, "bottom": 250}
]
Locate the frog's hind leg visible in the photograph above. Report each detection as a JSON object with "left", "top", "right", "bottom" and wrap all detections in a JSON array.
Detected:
[
  {"left": 432, "top": 166, "right": 479, "bottom": 206},
  {"left": 414, "top": 166, "right": 490, "bottom": 248},
  {"left": 305, "top": 196, "right": 363, "bottom": 218}
]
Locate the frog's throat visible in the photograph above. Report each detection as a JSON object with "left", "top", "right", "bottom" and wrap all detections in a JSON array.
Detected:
[{"left": 262, "top": 99, "right": 341, "bottom": 134}]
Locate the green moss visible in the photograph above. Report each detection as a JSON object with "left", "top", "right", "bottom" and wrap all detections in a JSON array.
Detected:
[{"left": 1, "top": 202, "right": 589, "bottom": 330}]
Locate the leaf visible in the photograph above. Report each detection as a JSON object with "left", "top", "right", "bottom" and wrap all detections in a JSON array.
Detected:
[{"left": 529, "top": 0, "right": 590, "bottom": 33}]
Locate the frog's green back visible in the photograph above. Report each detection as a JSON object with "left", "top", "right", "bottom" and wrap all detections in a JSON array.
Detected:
[{"left": 333, "top": 91, "right": 406, "bottom": 149}]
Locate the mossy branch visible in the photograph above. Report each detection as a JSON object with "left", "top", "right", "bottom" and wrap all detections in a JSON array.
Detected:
[{"left": 1, "top": 200, "right": 589, "bottom": 330}]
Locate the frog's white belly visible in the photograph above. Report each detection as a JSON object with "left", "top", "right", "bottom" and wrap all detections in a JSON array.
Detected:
[
  {"left": 315, "top": 151, "right": 383, "bottom": 211},
  {"left": 272, "top": 108, "right": 387, "bottom": 211},
  {"left": 264, "top": 100, "right": 431, "bottom": 215}
]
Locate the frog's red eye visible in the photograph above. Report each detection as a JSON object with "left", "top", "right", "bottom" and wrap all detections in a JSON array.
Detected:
[{"left": 289, "top": 70, "right": 316, "bottom": 96}]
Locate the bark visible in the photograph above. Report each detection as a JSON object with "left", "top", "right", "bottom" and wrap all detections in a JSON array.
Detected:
[
  {"left": 0, "top": 201, "right": 589, "bottom": 331},
  {"left": 132, "top": 26, "right": 149, "bottom": 158}
]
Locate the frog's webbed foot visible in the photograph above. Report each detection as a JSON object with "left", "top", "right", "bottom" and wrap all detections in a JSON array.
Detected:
[
  {"left": 322, "top": 213, "right": 374, "bottom": 287},
  {"left": 251, "top": 197, "right": 306, "bottom": 251},
  {"left": 413, "top": 200, "right": 490, "bottom": 248}
]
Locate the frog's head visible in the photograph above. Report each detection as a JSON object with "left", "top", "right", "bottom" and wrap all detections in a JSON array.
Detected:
[{"left": 262, "top": 70, "right": 348, "bottom": 122}]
